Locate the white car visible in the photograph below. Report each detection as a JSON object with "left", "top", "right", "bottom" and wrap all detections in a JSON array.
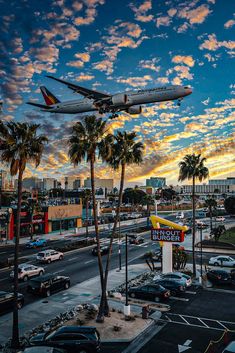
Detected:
[
  {"left": 36, "top": 249, "right": 64, "bottom": 264},
  {"left": 209, "top": 256, "right": 235, "bottom": 267},
  {"left": 10, "top": 264, "right": 45, "bottom": 281},
  {"left": 153, "top": 272, "right": 192, "bottom": 287},
  {"left": 215, "top": 216, "right": 225, "bottom": 222}
]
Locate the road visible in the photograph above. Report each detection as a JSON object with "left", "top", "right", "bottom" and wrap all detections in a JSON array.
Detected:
[{"left": 0, "top": 232, "right": 160, "bottom": 308}]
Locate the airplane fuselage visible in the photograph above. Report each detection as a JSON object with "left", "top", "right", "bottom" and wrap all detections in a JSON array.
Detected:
[{"left": 41, "top": 85, "right": 192, "bottom": 114}]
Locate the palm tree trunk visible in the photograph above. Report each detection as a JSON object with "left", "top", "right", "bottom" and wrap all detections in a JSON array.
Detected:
[
  {"left": 192, "top": 176, "right": 196, "bottom": 277},
  {"left": 90, "top": 156, "right": 104, "bottom": 322},
  {"left": 210, "top": 208, "right": 213, "bottom": 232},
  {"left": 102, "top": 163, "right": 126, "bottom": 316},
  {"left": 12, "top": 169, "right": 23, "bottom": 349},
  {"left": 86, "top": 198, "right": 89, "bottom": 243}
]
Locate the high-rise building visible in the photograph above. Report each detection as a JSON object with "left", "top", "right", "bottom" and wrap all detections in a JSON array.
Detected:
[
  {"left": 64, "top": 177, "right": 82, "bottom": 190},
  {"left": 0, "top": 170, "right": 14, "bottom": 190},
  {"left": 22, "top": 177, "right": 43, "bottom": 191},
  {"left": 43, "top": 178, "right": 56, "bottom": 191},
  {"left": 146, "top": 177, "right": 166, "bottom": 188},
  {"left": 84, "top": 178, "right": 114, "bottom": 191}
]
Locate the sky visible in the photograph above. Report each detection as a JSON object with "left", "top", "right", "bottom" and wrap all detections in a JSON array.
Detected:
[{"left": 0, "top": 0, "right": 234, "bottom": 187}]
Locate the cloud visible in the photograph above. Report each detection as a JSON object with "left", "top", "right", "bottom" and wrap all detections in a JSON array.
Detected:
[
  {"left": 139, "top": 58, "right": 161, "bottom": 72},
  {"left": 178, "top": 4, "right": 211, "bottom": 25},
  {"left": 116, "top": 75, "right": 152, "bottom": 87},
  {"left": 156, "top": 16, "right": 171, "bottom": 27},
  {"left": 199, "top": 33, "right": 235, "bottom": 53},
  {"left": 93, "top": 60, "right": 114, "bottom": 74},
  {"left": 172, "top": 55, "right": 195, "bottom": 67},
  {"left": 75, "top": 73, "right": 94, "bottom": 81},
  {"left": 224, "top": 19, "right": 235, "bottom": 29},
  {"left": 66, "top": 52, "right": 90, "bottom": 68},
  {"left": 173, "top": 65, "right": 194, "bottom": 80},
  {"left": 129, "top": 0, "right": 153, "bottom": 23}
]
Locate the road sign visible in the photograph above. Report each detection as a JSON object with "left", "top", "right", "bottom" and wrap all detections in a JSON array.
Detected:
[{"left": 151, "top": 228, "right": 184, "bottom": 242}]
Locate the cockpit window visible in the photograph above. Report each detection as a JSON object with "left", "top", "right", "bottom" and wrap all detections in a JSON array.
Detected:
[{"left": 184, "top": 86, "right": 189, "bottom": 89}]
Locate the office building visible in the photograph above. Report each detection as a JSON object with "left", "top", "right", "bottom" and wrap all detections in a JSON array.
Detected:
[
  {"left": 43, "top": 178, "right": 56, "bottom": 191},
  {"left": 22, "top": 177, "right": 43, "bottom": 191},
  {"left": 84, "top": 178, "right": 114, "bottom": 192},
  {"left": 209, "top": 177, "right": 235, "bottom": 185},
  {"left": 146, "top": 177, "right": 166, "bottom": 188},
  {"left": 181, "top": 183, "right": 235, "bottom": 194}
]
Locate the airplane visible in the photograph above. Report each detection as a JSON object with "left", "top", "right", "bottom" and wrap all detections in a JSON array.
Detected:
[{"left": 27, "top": 75, "right": 192, "bottom": 119}]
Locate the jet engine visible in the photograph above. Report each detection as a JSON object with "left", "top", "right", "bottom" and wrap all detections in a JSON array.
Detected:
[
  {"left": 111, "top": 94, "right": 127, "bottom": 106},
  {"left": 126, "top": 105, "right": 142, "bottom": 114}
]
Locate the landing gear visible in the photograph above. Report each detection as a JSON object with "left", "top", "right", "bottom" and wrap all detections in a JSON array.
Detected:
[{"left": 177, "top": 99, "right": 183, "bottom": 106}]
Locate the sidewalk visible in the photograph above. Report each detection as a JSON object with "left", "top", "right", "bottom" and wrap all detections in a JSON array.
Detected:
[
  {"left": 0, "top": 263, "right": 149, "bottom": 345},
  {"left": 0, "top": 217, "right": 148, "bottom": 247}
]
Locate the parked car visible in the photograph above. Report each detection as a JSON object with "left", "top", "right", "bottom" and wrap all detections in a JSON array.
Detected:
[
  {"left": 26, "top": 238, "right": 47, "bottom": 248},
  {"left": 129, "top": 235, "right": 145, "bottom": 245},
  {"left": 128, "top": 284, "right": 170, "bottom": 302},
  {"left": 230, "top": 269, "right": 235, "bottom": 280},
  {"left": 206, "top": 269, "right": 232, "bottom": 284},
  {"left": 209, "top": 256, "right": 235, "bottom": 267},
  {"left": 196, "top": 221, "right": 208, "bottom": 229},
  {"left": 172, "top": 244, "right": 185, "bottom": 251},
  {"left": 0, "top": 291, "right": 24, "bottom": 315},
  {"left": 27, "top": 274, "right": 70, "bottom": 297},
  {"left": 29, "top": 326, "right": 101, "bottom": 353},
  {"left": 10, "top": 263, "right": 45, "bottom": 281},
  {"left": 153, "top": 279, "right": 186, "bottom": 295},
  {"left": 222, "top": 341, "right": 235, "bottom": 353},
  {"left": 215, "top": 216, "right": 225, "bottom": 222},
  {"left": 92, "top": 245, "right": 109, "bottom": 256},
  {"left": 36, "top": 249, "right": 64, "bottom": 264},
  {"left": 23, "top": 347, "right": 68, "bottom": 353},
  {"left": 153, "top": 272, "right": 192, "bottom": 287},
  {"left": 176, "top": 212, "right": 184, "bottom": 219}
]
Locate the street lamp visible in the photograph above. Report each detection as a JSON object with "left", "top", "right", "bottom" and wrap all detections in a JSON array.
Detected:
[
  {"left": 199, "top": 226, "right": 203, "bottom": 284},
  {"left": 124, "top": 233, "right": 130, "bottom": 317},
  {"left": 118, "top": 214, "right": 122, "bottom": 271}
]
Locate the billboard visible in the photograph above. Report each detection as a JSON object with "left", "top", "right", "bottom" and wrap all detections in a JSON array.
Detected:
[{"left": 151, "top": 228, "right": 184, "bottom": 242}]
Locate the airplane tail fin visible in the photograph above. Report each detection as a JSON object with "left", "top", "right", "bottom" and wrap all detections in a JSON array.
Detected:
[{"left": 40, "top": 86, "right": 60, "bottom": 105}]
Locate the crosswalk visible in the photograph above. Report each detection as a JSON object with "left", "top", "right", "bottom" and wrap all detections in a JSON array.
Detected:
[
  {"left": 99, "top": 238, "right": 149, "bottom": 248},
  {"left": 161, "top": 313, "right": 235, "bottom": 331}
]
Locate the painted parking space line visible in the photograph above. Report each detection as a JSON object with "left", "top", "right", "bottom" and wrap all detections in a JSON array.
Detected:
[
  {"left": 0, "top": 251, "right": 7, "bottom": 254},
  {"left": 185, "top": 290, "right": 197, "bottom": 294}
]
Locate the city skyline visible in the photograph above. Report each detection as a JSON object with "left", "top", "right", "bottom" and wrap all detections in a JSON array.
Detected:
[{"left": 0, "top": 0, "right": 234, "bottom": 186}]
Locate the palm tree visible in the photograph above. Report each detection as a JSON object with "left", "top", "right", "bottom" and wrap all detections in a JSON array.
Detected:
[
  {"left": 178, "top": 153, "right": 209, "bottom": 276},
  {"left": 102, "top": 131, "right": 144, "bottom": 315},
  {"left": 205, "top": 198, "right": 217, "bottom": 231},
  {"left": 0, "top": 121, "right": 48, "bottom": 348},
  {"left": 68, "top": 115, "right": 112, "bottom": 322}
]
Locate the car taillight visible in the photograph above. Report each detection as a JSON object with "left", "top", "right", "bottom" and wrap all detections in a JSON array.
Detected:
[
  {"left": 217, "top": 276, "right": 221, "bottom": 279},
  {"left": 164, "top": 291, "right": 170, "bottom": 297},
  {"left": 180, "top": 286, "right": 184, "bottom": 291}
]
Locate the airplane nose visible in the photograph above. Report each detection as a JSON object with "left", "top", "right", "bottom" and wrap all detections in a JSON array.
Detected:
[{"left": 187, "top": 88, "right": 192, "bottom": 95}]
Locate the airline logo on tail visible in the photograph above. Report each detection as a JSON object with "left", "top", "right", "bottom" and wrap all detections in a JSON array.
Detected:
[{"left": 40, "top": 86, "right": 60, "bottom": 105}]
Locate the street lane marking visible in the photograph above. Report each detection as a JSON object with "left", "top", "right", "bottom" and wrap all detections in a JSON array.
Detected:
[
  {"left": 0, "top": 251, "right": 7, "bottom": 254},
  {"left": 84, "top": 260, "right": 95, "bottom": 265},
  {"left": 198, "top": 318, "right": 209, "bottom": 328},
  {"left": 67, "top": 257, "right": 78, "bottom": 262},
  {"left": 53, "top": 269, "right": 65, "bottom": 274},
  {"left": 0, "top": 277, "right": 8, "bottom": 282},
  {"left": 169, "top": 296, "right": 189, "bottom": 302}
]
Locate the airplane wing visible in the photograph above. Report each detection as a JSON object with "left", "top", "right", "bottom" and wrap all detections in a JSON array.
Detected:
[{"left": 46, "top": 75, "right": 110, "bottom": 100}]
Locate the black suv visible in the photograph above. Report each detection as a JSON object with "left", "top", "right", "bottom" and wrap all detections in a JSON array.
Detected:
[
  {"left": 92, "top": 246, "right": 109, "bottom": 256},
  {"left": 29, "top": 326, "right": 101, "bottom": 353},
  {"left": 206, "top": 270, "right": 232, "bottom": 284},
  {"left": 128, "top": 235, "right": 145, "bottom": 245},
  {"left": 0, "top": 291, "right": 24, "bottom": 315},
  {"left": 27, "top": 274, "right": 70, "bottom": 297}
]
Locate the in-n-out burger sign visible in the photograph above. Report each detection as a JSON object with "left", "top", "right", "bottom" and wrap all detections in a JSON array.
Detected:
[{"left": 151, "top": 228, "right": 184, "bottom": 242}]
